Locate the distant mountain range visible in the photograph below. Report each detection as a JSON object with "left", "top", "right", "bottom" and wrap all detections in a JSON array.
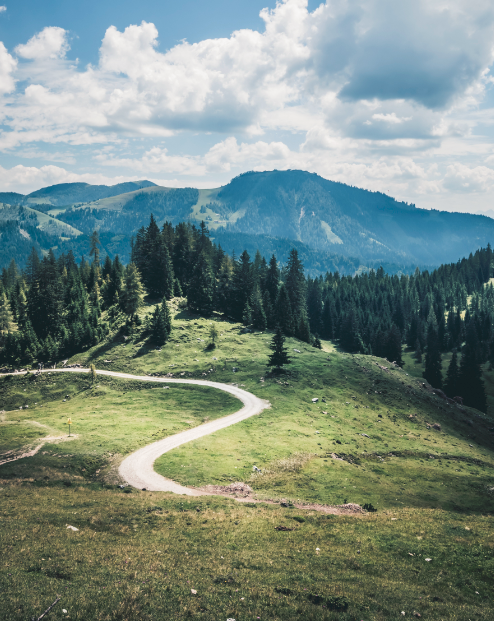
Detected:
[{"left": 1, "top": 170, "right": 494, "bottom": 275}]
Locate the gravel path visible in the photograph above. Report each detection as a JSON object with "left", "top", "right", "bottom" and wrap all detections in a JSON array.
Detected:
[{"left": 13, "top": 368, "right": 269, "bottom": 495}]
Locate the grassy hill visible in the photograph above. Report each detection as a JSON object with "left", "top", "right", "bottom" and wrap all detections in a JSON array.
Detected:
[{"left": 1, "top": 300, "right": 493, "bottom": 620}]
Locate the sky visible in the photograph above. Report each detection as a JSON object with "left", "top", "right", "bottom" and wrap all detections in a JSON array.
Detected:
[{"left": 1, "top": 0, "right": 494, "bottom": 214}]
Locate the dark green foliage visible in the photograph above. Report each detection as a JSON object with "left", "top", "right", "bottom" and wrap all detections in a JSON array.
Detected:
[
  {"left": 268, "top": 326, "right": 291, "bottom": 369},
  {"left": 444, "top": 350, "right": 459, "bottom": 398},
  {"left": 275, "top": 284, "right": 295, "bottom": 336},
  {"left": 187, "top": 251, "right": 214, "bottom": 315},
  {"left": 423, "top": 324, "right": 443, "bottom": 389},
  {"left": 458, "top": 322, "right": 487, "bottom": 412},
  {"left": 150, "top": 298, "right": 172, "bottom": 346}
]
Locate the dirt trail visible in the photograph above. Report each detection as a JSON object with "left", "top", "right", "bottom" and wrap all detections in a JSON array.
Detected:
[
  {"left": 0, "top": 369, "right": 362, "bottom": 514},
  {"left": 1, "top": 368, "right": 270, "bottom": 495}
]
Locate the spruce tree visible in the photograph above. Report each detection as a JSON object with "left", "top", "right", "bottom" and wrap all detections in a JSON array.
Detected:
[
  {"left": 385, "top": 324, "right": 404, "bottom": 366},
  {"left": 0, "top": 291, "right": 14, "bottom": 338},
  {"left": 274, "top": 284, "right": 294, "bottom": 335},
  {"left": 339, "top": 307, "right": 362, "bottom": 352},
  {"left": 151, "top": 299, "right": 171, "bottom": 346},
  {"left": 89, "top": 230, "right": 101, "bottom": 266},
  {"left": 285, "top": 249, "right": 306, "bottom": 318},
  {"left": 250, "top": 285, "right": 267, "bottom": 330},
  {"left": 121, "top": 263, "right": 144, "bottom": 320},
  {"left": 264, "top": 254, "right": 279, "bottom": 305},
  {"left": 423, "top": 324, "right": 442, "bottom": 388},
  {"left": 296, "top": 310, "right": 312, "bottom": 344},
  {"left": 458, "top": 322, "right": 487, "bottom": 412},
  {"left": 444, "top": 350, "right": 459, "bottom": 398},
  {"left": 267, "top": 326, "right": 291, "bottom": 370},
  {"left": 187, "top": 251, "right": 214, "bottom": 315}
]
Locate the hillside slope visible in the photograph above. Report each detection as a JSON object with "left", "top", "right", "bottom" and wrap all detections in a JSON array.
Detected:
[
  {"left": 3, "top": 170, "right": 494, "bottom": 271},
  {"left": 52, "top": 170, "right": 494, "bottom": 266}
]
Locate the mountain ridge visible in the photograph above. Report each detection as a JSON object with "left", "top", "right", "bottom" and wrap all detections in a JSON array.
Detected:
[{"left": 1, "top": 170, "right": 494, "bottom": 273}]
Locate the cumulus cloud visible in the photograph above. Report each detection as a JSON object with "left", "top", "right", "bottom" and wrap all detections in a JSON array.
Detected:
[
  {"left": 0, "top": 6, "right": 6, "bottom": 13},
  {"left": 0, "top": 42, "right": 16, "bottom": 95},
  {"left": 334, "top": 0, "right": 494, "bottom": 109},
  {"left": 1, "top": 0, "right": 494, "bottom": 209},
  {"left": 15, "top": 26, "right": 70, "bottom": 60},
  {"left": 443, "top": 163, "right": 494, "bottom": 193},
  {"left": 3, "top": 0, "right": 491, "bottom": 147}
]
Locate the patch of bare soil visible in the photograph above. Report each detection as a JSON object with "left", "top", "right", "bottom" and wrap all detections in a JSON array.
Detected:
[
  {"left": 198, "top": 481, "right": 253, "bottom": 498},
  {"left": 195, "top": 481, "right": 364, "bottom": 515},
  {"left": 0, "top": 434, "right": 78, "bottom": 467}
]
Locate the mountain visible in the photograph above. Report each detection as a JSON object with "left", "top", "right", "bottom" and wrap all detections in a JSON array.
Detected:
[
  {"left": 0, "top": 180, "right": 156, "bottom": 208},
  {"left": 2, "top": 170, "right": 494, "bottom": 273}
]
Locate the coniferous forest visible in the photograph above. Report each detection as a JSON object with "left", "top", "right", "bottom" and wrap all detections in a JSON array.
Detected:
[{"left": 0, "top": 215, "right": 493, "bottom": 412}]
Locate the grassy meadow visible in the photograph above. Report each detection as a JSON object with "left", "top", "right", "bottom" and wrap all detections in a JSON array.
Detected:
[{"left": 1, "top": 299, "right": 493, "bottom": 620}]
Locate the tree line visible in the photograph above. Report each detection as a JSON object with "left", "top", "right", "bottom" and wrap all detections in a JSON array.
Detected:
[{"left": 0, "top": 215, "right": 492, "bottom": 411}]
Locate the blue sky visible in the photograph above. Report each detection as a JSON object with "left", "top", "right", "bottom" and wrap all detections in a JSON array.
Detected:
[{"left": 1, "top": 0, "right": 494, "bottom": 214}]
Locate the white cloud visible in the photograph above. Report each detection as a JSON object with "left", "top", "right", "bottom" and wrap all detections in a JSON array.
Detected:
[
  {"left": 15, "top": 26, "right": 70, "bottom": 60},
  {"left": 3, "top": 0, "right": 491, "bottom": 149},
  {"left": 0, "top": 6, "right": 6, "bottom": 13},
  {"left": 1, "top": 0, "right": 494, "bottom": 211},
  {"left": 0, "top": 42, "right": 16, "bottom": 95},
  {"left": 443, "top": 163, "right": 494, "bottom": 193}
]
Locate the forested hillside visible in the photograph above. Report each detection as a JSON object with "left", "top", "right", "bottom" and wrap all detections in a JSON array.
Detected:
[
  {"left": 1, "top": 217, "right": 492, "bottom": 413},
  {"left": 2, "top": 171, "right": 494, "bottom": 273}
]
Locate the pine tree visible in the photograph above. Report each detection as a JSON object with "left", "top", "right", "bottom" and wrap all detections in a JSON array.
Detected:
[
  {"left": 187, "top": 251, "right": 214, "bottom": 315},
  {"left": 0, "top": 291, "right": 14, "bottom": 337},
  {"left": 384, "top": 324, "right": 404, "bottom": 366},
  {"left": 250, "top": 285, "right": 267, "bottom": 330},
  {"left": 90, "top": 230, "right": 101, "bottom": 266},
  {"left": 121, "top": 263, "right": 144, "bottom": 320},
  {"left": 444, "top": 350, "right": 459, "bottom": 398},
  {"left": 339, "top": 307, "right": 362, "bottom": 353},
  {"left": 458, "top": 322, "right": 487, "bottom": 412},
  {"left": 267, "top": 326, "right": 291, "bottom": 370},
  {"left": 414, "top": 338, "right": 422, "bottom": 363},
  {"left": 151, "top": 298, "right": 172, "bottom": 346},
  {"left": 313, "top": 333, "right": 322, "bottom": 349},
  {"left": 285, "top": 249, "right": 306, "bottom": 317},
  {"left": 264, "top": 254, "right": 279, "bottom": 305},
  {"left": 230, "top": 251, "right": 253, "bottom": 322},
  {"left": 262, "top": 289, "right": 275, "bottom": 329},
  {"left": 274, "top": 284, "right": 294, "bottom": 335},
  {"left": 423, "top": 324, "right": 442, "bottom": 388},
  {"left": 296, "top": 310, "right": 312, "bottom": 344}
]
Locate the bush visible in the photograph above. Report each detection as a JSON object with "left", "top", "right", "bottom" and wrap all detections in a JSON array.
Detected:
[{"left": 363, "top": 502, "right": 377, "bottom": 512}]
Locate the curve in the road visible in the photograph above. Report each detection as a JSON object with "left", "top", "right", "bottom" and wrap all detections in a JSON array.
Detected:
[{"left": 23, "top": 368, "right": 270, "bottom": 495}]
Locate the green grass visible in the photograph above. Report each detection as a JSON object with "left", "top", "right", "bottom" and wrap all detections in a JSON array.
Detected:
[
  {"left": 0, "top": 372, "right": 239, "bottom": 482},
  {"left": 1, "top": 484, "right": 493, "bottom": 621},
  {"left": 1, "top": 300, "right": 494, "bottom": 619}
]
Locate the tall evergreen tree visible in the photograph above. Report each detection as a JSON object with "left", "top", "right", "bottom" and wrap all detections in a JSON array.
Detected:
[
  {"left": 121, "top": 263, "right": 144, "bottom": 320},
  {"left": 458, "top": 322, "right": 487, "bottom": 412},
  {"left": 285, "top": 248, "right": 306, "bottom": 319},
  {"left": 274, "top": 284, "right": 294, "bottom": 335},
  {"left": 187, "top": 251, "right": 214, "bottom": 315},
  {"left": 444, "top": 350, "right": 459, "bottom": 398},
  {"left": 264, "top": 254, "right": 280, "bottom": 305},
  {"left": 267, "top": 326, "right": 291, "bottom": 370},
  {"left": 423, "top": 324, "right": 442, "bottom": 388},
  {"left": 250, "top": 285, "right": 267, "bottom": 330}
]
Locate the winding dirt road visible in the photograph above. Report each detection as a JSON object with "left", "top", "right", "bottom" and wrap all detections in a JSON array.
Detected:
[{"left": 10, "top": 368, "right": 270, "bottom": 495}]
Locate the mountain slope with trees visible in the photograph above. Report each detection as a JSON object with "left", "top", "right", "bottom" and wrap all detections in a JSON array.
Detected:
[{"left": 2, "top": 216, "right": 493, "bottom": 412}]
